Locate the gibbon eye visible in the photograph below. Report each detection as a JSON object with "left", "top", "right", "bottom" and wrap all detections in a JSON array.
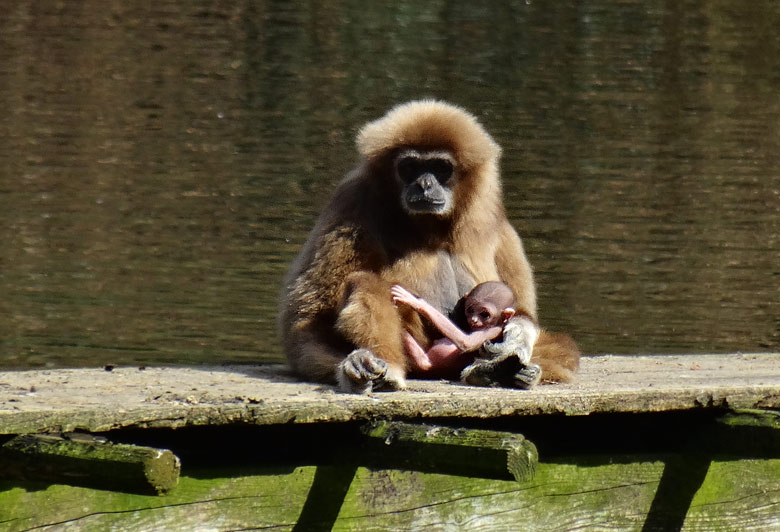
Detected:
[
  {"left": 480, "top": 311, "right": 490, "bottom": 320},
  {"left": 428, "top": 159, "right": 453, "bottom": 183},
  {"left": 396, "top": 157, "right": 420, "bottom": 184}
]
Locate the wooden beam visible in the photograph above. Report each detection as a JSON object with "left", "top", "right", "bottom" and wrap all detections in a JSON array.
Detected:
[
  {"left": 360, "top": 421, "right": 538, "bottom": 482},
  {"left": 0, "top": 433, "right": 180, "bottom": 494}
]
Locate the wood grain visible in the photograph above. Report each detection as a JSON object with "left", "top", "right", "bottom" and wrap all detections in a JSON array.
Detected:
[{"left": 1, "top": 353, "right": 778, "bottom": 434}]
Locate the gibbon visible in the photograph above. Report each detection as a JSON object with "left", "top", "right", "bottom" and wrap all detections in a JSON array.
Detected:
[{"left": 280, "top": 100, "right": 580, "bottom": 393}]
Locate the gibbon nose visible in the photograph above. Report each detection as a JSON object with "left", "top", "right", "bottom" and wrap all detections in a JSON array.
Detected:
[{"left": 418, "top": 173, "right": 436, "bottom": 191}]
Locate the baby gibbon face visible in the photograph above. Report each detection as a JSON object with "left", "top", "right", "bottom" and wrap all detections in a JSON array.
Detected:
[
  {"left": 394, "top": 148, "right": 457, "bottom": 216},
  {"left": 465, "top": 301, "right": 500, "bottom": 330}
]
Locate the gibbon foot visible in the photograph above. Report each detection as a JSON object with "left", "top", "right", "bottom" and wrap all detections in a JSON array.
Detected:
[
  {"left": 461, "top": 350, "right": 541, "bottom": 390},
  {"left": 482, "top": 320, "right": 536, "bottom": 366},
  {"left": 336, "top": 349, "right": 406, "bottom": 394},
  {"left": 513, "top": 362, "right": 542, "bottom": 389}
]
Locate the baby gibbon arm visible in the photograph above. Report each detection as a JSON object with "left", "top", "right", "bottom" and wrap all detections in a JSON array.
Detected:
[
  {"left": 391, "top": 285, "right": 502, "bottom": 353},
  {"left": 456, "top": 327, "right": 506, "bottom": 352}
]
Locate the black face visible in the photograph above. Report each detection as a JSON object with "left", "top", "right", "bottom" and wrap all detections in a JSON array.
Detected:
[{"left": 395, "top": 149, "right": 456, "bottom": 216}]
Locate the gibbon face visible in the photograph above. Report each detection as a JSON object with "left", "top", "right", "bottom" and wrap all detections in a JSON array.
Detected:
[
  {"left": 393, "top": 148, "right": 457, "bottom": 216},
  {"left": 464, "top": 300, "right": 499, "bottom": 330}
]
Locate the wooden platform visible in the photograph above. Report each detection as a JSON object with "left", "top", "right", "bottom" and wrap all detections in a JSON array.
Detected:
[
  {"left": 1, "top": 353, "right": 779, "bottom": 531},
  {"left": 1, "top": 353, "right": 779, "bottom": 434}
]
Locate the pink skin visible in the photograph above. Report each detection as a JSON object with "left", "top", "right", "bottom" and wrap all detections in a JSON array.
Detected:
[{"left": 391, "top": 285, "right": 515, "bottom": 373}]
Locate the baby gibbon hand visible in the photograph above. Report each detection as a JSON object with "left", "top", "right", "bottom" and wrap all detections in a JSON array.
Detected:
[{"left": 390, "top": 285, "right": 423, "bottom": 311}]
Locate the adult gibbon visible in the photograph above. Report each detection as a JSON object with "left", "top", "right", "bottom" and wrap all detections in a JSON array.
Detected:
[{"left": 280, "top": 100, "right": 579, "bottom": 393}]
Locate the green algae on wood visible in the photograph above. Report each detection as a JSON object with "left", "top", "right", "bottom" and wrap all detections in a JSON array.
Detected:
[
  {"left": 361, "top": 421, "right": 538, "bottom": 482},
  {"left": 0, "top": 433, "right": 180, "bottom": 495},
  {"left": 2, "top": 458, "right": 779, "bottom": 531}
]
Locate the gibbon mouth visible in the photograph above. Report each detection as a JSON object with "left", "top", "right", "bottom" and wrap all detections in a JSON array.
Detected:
[
  {"left": 408, "top": 194, "right": 446, "bottom": 206},
  {"left": 408, "top": 198, "right": 446, "bottom": 210}
]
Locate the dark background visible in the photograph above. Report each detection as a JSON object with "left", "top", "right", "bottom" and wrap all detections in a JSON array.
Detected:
[{"left": 1, "top": 1, "right": 778, "bottom": 368}]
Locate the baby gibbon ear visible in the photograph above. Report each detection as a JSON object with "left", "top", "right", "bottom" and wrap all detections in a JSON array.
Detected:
[{"left": 501, "top": 308, "right": 516, "bottom": 323}]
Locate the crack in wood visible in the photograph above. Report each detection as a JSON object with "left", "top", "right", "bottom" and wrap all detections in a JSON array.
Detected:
[
  {"left": 11, "top": 495, "right": 275, "bottom": 532},
  {"left": 540, "top": 480, "right": 658, "bottom": 498},
  {"left": 690, "top": 489, "right": 780, "bottom": 510},
  {"left": 336, "top": 484, "right": 539, "bottom": 521}
]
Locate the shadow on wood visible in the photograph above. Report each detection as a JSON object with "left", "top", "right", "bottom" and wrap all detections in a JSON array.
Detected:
[
  {"left": 642, "top": 454, "right": 711, "bottom": 532},
  {"left": 292, "top": 465, "right": 358, "bottom": 532}
]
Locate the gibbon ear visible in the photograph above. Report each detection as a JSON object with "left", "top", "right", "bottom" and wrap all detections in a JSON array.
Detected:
[{"left": 500, "top": 308, "right": 516, "bottom": 323}]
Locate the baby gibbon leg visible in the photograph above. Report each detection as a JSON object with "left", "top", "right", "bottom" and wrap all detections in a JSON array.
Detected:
[
  {"left": 335, "top": 272, "right": 409, "bottom": 393},
  {"left": 402, "top": 332, "right": 433, "bottom": 371},
  {"left": 531, "top": 331, "right": 581, "bottom": 383}
]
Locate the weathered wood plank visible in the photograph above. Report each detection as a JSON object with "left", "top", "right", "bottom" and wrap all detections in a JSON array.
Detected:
[
  {"left": 0, "top": 434, "right": 180, "bottom": 494},
  {"left": 0, "top": 409, "right": 776, "bottom": 531},
  {"left": 360, "top": 421, "right": 538, "bottom": 482},
  {"left": 1, "top": 459, "right": 778, "bottom": 531},
  {"left": 0, "top": 466, "right": 314, "bottom": 532},
  {"left": 0, "top": 354, "right": 778, "bottom": 434}
]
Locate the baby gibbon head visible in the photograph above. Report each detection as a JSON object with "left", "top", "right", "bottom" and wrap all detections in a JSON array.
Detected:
[{"left": 464, "top": 281, "right": 517, "bottom": 330}]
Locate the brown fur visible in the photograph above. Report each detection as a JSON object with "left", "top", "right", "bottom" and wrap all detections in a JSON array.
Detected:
[
  {"left": 280, "top": 100, "right": 580, "bottom": 389},
  {"left": 532, "top": 330, "right": 581, "bottom": 383}
]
